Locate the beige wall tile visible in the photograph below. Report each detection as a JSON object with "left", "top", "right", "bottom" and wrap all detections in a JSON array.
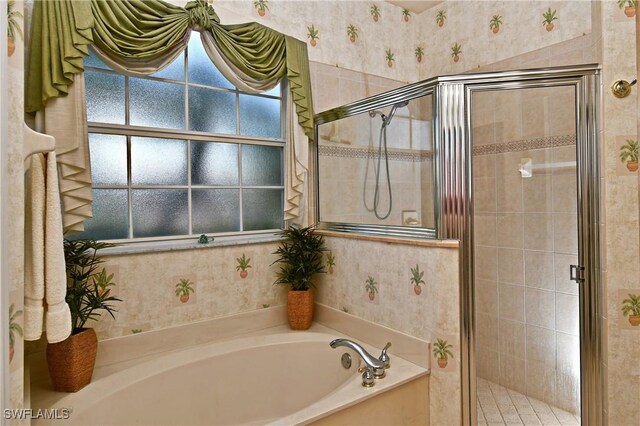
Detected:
[
  {"left": 499, "top": 355, "right": 526, "bottom": 394},
  {"left": 523, "top": 174, "right": 553, "bottom": 213},
  {"left": 556, "top": 293, "right": 579, "bottom": 335},
  {"left": 524, "top": 213, "right": 555, "bottom": 251},
  {"left": 553, "top": 213, "right": 579, "bottom": 255},
  {"left": 476, "top": 279, "right": 499, "bottom": 316},
  {"left": 525, "top": 359, "right": 557, "bottom": 404},
  {"left": 476, "top": 246, "right": 498, "bottom": 281},
  {"left": 498, "top": 248, "right": 524, "bottom": 285},
  {"left": 499, "top": 319, "right": 526, "bottom": 359},
  {"left": 497, "top": 213, "right": 524, "bottom": 249},
  {"left": 525, "top": 288, "right": 556, "bottom": 329},
  {"left": 524, "top": 251, "right": 555, "bottom": 291},
  {"left": 496, "top": 175, "right": 524, "bottom": 213},
  {"left": 552, "top": 173, "right": 577, "bottom": 214},
  {"left": 499, "top": 283, "right": 525, "bottom": 322},
  {"left": 475, "top": 214, "right": 497, "bottom": 246},
  {"left": 526, "top": 325, "right": 556, "bottom": 365}
]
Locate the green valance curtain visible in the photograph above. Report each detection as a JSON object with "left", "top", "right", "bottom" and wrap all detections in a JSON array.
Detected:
[{"left": 26, "top": 0, "right": 314, "bottom": 232}]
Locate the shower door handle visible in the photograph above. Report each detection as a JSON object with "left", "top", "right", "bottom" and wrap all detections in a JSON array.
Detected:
[{"left": 570, "top": 264, "right": 585, "bottom": 283}]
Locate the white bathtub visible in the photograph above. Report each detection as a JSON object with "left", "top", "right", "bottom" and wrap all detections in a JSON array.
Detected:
[{"left": 30, "top": 325, "right": 428, "bottom": 425}]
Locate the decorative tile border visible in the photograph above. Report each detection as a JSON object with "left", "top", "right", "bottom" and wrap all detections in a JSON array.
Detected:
[
  {"left": 319, "top": 144, "right": 432, "bottom": 162},
  {"left": 473, "top": 134, "right": 575, "bottom": 156}
]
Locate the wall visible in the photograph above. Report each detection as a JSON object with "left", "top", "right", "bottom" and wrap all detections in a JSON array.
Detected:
[
  {"left": 472, "top": 86, "right": 580, "bottom": 414},
  {"left": 315, "top": 235, "right": 460, "bottom": 426},
  {"left": 7, "top": 0, "right": 25, "bottom": 417}
]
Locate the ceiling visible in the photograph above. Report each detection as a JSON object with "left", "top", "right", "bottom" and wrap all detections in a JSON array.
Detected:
[{"left": 384, "top": 0, "right": 443, "bottom": 14}]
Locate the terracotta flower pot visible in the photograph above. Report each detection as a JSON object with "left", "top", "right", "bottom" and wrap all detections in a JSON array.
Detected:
[
  {"left": 404, "top": 15, "right": 409, "bottom": 22},
  {"left": 328, "top": 266, "right": 334, "bottom": 274},
  {"left": 350, "top": 36, "right": 356, "bottom": 43},
  {"left": 368, "top": 292, "right": 376, "bottom": 301},
  {"left": 546, "top": 23, "right": 554, "bottom": 32},
  {"left": 416, "top": 56, "right": 422, "bottom": 63},
  {"left": 240, "top": 270, "right": 248, "bottom": 279},
  {"left": 492, "top": 27, "right": 499, "bottom": 34},
  {"left": 414, "top": 285, "right": 422, "bottom": 295},
  {"left": 310, "top": 39, "right": 317, "bottom": 47},
  {"left": 453, "top": 56, "right": 460, "bottom": 63},
  {"left": 180, "top": 294, "right": 189, "bottom": 303},
  {"left": 258, "top": 9, "right": 265, "bottom": 16},
  {"left": 437, "top": 358, "right": 448, "bottom": 368},
  {"left": 626, "top": 161, "right": 638, "bottom": 172},
  {"left": 624, "top": 6, "right": 636, "bottom": 17},
  {"left": 438, "top": 21, "right": 444, "bottom": 28},
  {"left": 387, "top": 61, "right": 393, "bottom": 68},
  {"left": 9, "top": 345, "right": 15, "bottom": 363},
  {"left": 373, "top": 16, "right": 379, "bottom": 22},
  {"left": 47, "top": 328, "right": 98, "bottom": 392},
  {"left": 287, "top": 290, "right": 314, "bottom": 330},
  {"left": 628, "top": 315, "right": 640, "bottom": 326}
]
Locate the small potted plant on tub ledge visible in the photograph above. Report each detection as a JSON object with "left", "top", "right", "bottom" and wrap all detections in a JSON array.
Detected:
[
  {"left": 46, "top": 239, "right": 121, "bottom": 392},
  {"left": 272, "top": 225, "right": 327, "bottom": 330}
]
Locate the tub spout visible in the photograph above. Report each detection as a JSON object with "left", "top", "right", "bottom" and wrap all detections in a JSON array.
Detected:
[{"left": 330, "top": 338, "right": 386, "bottom": 372}]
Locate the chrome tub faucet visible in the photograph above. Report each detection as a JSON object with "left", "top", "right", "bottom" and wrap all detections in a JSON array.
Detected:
[{"left": 330, "top": 338, "right": 392, "bottom": 387}]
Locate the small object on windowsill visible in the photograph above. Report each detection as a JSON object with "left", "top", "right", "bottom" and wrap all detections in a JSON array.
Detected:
[{"left": 198, "top": 235, "right": 213, "bottom": 244}]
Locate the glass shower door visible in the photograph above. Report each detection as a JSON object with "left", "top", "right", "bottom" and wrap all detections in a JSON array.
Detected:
[{"left": 471, "top": 85, "right": 582, "bottom": 424}]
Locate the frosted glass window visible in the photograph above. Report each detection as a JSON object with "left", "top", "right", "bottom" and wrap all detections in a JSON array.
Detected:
[
  {"left": 130, "top": 78, "right": 185, "bottom": 129},
  {"left": 131, "top": 137, "right": 187, "bottom": 185},
  {"left": 132, "top": 189, "right": 188, "bottom": 237},
  {"left": 150, "top": 52, "right": 185, "bottom": 81},
  {"left": 72, "top": 189, "right": 129, "bottom": 240},
  {"left": 262, "top": 84, "right": 280, "bottom": 97},
  {"left": 243, "top": 189, "right": 283, "bottom": 230},
  {"left": 192, "top": 189, "right": 240, "bottom": 233},
  {"left": 191, "top": 142, "right": 238, "bottom": 185},
  {"left": 189, "top": 87, "right": 236, "bottom": 134},
  {"left": 84, "top": 49, "right": 110, "bottom": 70},
  {"left": 85, "top": 70, "right": 125, "bottom": 124},
  {"left": 239, "top": 94, "right": 281, "bottom": 139},
  {"left": 241, "top": 145, "right": 283, "bottom": 186},
  {"left": 88, "top": 134, "right": 128, "bottom": 185},
  {"left": 187, "top": 35, "right": 234, "bottom": 89}
]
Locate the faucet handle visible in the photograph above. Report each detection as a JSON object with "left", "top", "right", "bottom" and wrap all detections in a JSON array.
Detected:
[{"left": 379, "top": 342, "right": 392, "bottom": 369}]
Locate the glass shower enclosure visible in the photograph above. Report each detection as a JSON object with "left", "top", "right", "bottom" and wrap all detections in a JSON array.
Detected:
[{"left": 313, "top": 65, "right": 602, "bottom": 426}]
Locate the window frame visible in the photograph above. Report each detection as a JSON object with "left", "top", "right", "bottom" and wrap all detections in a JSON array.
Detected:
[{"left": 82, "top": 42, "right": 288, "bottom": 245}]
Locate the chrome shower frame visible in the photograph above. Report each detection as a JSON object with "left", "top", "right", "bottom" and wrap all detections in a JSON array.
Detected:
[{"left": 313, "top": 64, "right": 603, "bottom": 426}]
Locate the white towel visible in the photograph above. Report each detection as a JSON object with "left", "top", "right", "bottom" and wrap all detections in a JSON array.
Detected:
[{"left": 24, "top": 152, "right": 72, "bottom": 343}]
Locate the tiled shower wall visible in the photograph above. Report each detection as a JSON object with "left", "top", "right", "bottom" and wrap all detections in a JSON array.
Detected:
[{"left": 473, "top": 87, "right": 580, "bottom": 414}]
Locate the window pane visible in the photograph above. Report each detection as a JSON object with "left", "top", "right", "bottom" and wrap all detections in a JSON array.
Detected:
[
  {"left": 131, "top": 137, "right": 187, "bottom": 185},
  {"left": 239, "top": 94, "right": 281, "bottom": 139},
  {"left": 85, "top": 70, "right": 125, "bottom": 124},
  {"left": 132, "top": 189, "right": 188, "bottom": 237},
  {"left": 187, "top": 35, "right": 234, "bottom": 89},
  {"left": 130, "top": 78, "right": 185, "bottom": 129},
  {"left": 191, "top": 142, "right": 238, "bottom": 185},
  {"left": 242, "top": 189, "right": 282, "bottom": 231},
  {"left": 89, "top": 134, "right": 128, "bottom": 186},
  {"left": 84, "top": 49, "right": 110, "bottom": 70},
  {"left": 262, "top": 84, "right": 281, "bottom": 97},
  {"left": 241, "top": 145, "right": 283, "bottom": 186},
  {"left": 189, "top": 86, "right": 236, "bottom": 134},
  {"left": 150, "top": 52, "right": 185, "bottom": 81},
  {"left": 192, "top": 189, "right": 240, "bottom": 233},
  {"left": 71, "top": 189, "right": 129, "bottom": 240}
]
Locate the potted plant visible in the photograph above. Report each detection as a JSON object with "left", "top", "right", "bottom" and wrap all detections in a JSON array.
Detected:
[
  {"left": 433, "top": 338, "right": 453, "bottom": 368},
  {"left": 451, "top": 43, "right": 462, "bottom": 63},
  {"left": 272, "top": 225, "right": 327, "bottom": 330},
  {"left": 489, "top": 14, "right": 503, "bottom": 34},
  {"left": 622, "top": 293, "right": 640, "bottom": 326},
  {"left": 542, "top": 8, "right": 557, "bottom": 32},
  {"left": 435, "top": 10, "right": 446, "bottom": 27},
  {"left": 346, "top": 24, "right": 358, "bottom": 43},
  {"left": 175, "top": 278, "right": 195, "bottom": 303},
  {"left": 370, "top": 4, "right": 381, "bottom": 22},
  {"left": 365, "top": 276, "right": 378, "bottom": 301},
  {"left": 47, "top": 239, "right": 120, "bottom": 392},
  {"left": 7, "top": 0, "right": 23, "bottom": 57},
  {"left": 415, "top": 46, "right": 425, "bottom": 63},
  {"left": 236, "top": 254, "right": 251, "bottom": 279},
  {"left": 385, "top": 48, "right": 395, "bottom": 68},
  {"left": 410, "top": 264, "right": 425, "bottom": 295},
  {"left": 253, "top": 0, "right": 268, "bottom": 17},
  {"left": 618, "top": 0, "right": 637, "bottom": 17},
  {"left": 619, "top": 139, "right": 638, "bottom": 172},
  {"left": 402, "top": 8, "right": 411, "bottom": 22},
  {"left": 9, "top": 303, "right": 23, "bottom": 364},
  {"left": 307, "top": 25, "right": 319, "bottom": 47}
]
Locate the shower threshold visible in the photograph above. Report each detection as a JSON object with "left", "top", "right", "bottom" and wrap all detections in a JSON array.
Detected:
[{"left": 477, "top": 378, "right": 581, "bottom": 426}]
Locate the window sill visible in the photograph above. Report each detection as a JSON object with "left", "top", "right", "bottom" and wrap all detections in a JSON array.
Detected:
[{"left": 100, "top": 233, "right": 283, "bottom": 257}]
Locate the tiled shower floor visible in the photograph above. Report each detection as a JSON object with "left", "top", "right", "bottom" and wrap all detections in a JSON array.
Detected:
[{"left": 477, "top": 378, "right": 581, "bottom": 426}]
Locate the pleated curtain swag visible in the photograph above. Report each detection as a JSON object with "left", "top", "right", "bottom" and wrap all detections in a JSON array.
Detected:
[{"left": 26, "top": 0, "right": 314, "bottom": 233}]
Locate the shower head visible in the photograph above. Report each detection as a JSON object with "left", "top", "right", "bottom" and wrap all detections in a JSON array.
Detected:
[
  {"left": 394, "top": 100, "right": 409, "bottom": 108},
  {"left": 368, "top": 101, "right": 409, "bottom": 123}
]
